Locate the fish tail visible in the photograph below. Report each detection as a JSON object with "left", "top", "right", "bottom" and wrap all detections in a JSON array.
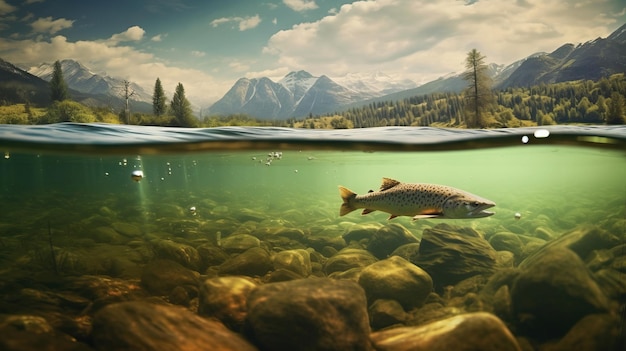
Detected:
[{"left": 338, "top": 186, "right": 358, "bottom": 216}]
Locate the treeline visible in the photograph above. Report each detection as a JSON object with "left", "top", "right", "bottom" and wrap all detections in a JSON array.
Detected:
[{"left": 297, "top": 73, "right": 626, "bottom": 128}]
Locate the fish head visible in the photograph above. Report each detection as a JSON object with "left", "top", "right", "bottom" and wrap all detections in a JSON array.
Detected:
[{"left": 442, "top": 193, "right": 496, "bottom": 218}]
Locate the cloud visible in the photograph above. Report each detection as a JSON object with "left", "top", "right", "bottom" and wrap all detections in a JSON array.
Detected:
[
  {"left": 25, "top": 0, "right": 45, "bottom": 4},
  {"left": 264, "top": 0, "right": 625, "bottom": 81},
  {"left": 191, "top": 50, "right": 206, "bottom": 57},
  {"left": 228, "top": 60, "right": 250, "bottom": 72},
  {"left": 107, "top": 25, "right": 145, "bottom": 44},
  {"left": 283, "top": 0, "right": 318, "bottom": 12},
  {"left": 30, "top": 16, "right": 74, "bottom": 34},
  {"left": 0, "top": 0, "right": 16, "bottom": 15},
  {"left": 210, "top": 14, "right": 262, "bottom": 31},
  {"left": 151, "top": 34, "right": 164, "bottom": 42},
  {"left": 245, "top": 66, "right": 290, "bottom": 80},
  {"left": 239, "top": 15, "right": 262, "bottom": 31}
]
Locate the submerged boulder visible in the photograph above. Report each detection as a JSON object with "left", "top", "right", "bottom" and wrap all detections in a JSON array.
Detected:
[
  {"left": 540, "top": 313, "right": 622, "bottom": 351},
  {"left": 218, "top": 247, "right": 273, "bottom": 277},
  {"left": 0, "top": 314, "right": 93, "bottom": 351},
  {"left": 198, "top": 276, "right": 257, "bottom": 331},
  {"left": 151, "top": 239, "right": 201, "bottom": 271},
  {"left": 369, "top": 299, "right": 408, "bottom": 330},
  {"left": 92, "top": 301, "right": 257, "bottom": 351},
  {"left": 244, "top": 278, "right": 373, "bottom": 351},
  {"left": 220, "top": 234, "right": 261, "bottom": 253},
  {"left": 521, "top": 225, "right": 619, "bottom": 265},
  {"left": 366, "top": 223, "right": 419, "bottom": 259},
  {"left": 323, "top": 248, "right": 377, "bottom": 275},
  {"left": 358, "top": 256, "right": 432, "bottom": 310},
  {"left": 342, "top": 223, "right": 383, "bottom": 243},
  {"left": 511, "top": 247, "right": 610, "bottom": 339},
  {"left": 370, "top": 312, "right": 521, "bottom": 351},
  {"left": 140, "top": 259, "right": 199, "bottom": 296},
  {"left": 272, "top": 249, "right": 312, "bottom": 277},
  {"left": 411, "top": 224, "right": 497, "bottom": 288}
]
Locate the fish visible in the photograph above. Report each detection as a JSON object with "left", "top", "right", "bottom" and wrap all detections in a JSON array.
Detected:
[{"left": 339, "top": 177, "right": 495, "bottom": 220}]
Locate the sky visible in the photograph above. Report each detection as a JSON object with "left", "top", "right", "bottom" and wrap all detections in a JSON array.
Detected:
[{"left": 0, "top": 0, "right": 624, "bottom": 107}]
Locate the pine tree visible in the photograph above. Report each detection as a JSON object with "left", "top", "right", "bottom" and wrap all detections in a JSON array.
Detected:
[
  {"left": 152, "top": 78, "right": 167, "bottom": 116},
  {"left": 606, "top": 92, "right": 625, "bottom": 124},
  {"left": 50, "top": 60, "right": 69, "bottom": 102},
  {"left": 462, "top": 49, "right": 492, "bottom": 128},
  {"left": 170, "top": 83, "right": 196, "bottom": 127}
]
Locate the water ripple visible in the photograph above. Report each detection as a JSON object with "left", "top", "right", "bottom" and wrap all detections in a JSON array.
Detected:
[{"left": 0, "top": 123, "right": 624, "bottom": 154}]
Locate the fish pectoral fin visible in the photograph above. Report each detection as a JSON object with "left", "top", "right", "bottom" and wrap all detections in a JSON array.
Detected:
[
  {"left": 361, "top": 209, "right": 376, "bottom": 215},
  {"left": 412, "top": 214, "right": 442, "bottom": 220}
]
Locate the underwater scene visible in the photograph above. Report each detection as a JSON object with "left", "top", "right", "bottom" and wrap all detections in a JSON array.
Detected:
[{"left": 0, "top": 124, "right": 624, "bottom": 351}]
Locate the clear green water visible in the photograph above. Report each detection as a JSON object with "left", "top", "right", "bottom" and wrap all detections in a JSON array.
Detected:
[{"left": 1, "top": 145, "right": 624, "bottom": 245}]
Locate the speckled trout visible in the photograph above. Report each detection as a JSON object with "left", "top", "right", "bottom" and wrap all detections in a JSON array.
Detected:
[{"left": 339, "top": 178, "right": 495, "bottom": 220}]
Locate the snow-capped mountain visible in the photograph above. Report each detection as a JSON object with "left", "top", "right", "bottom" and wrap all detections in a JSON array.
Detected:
[
  {"left": 333, "top": 71, "right": 417, "bottom": 97},
  {"left": 28, "top": 59, "right": 151, "bottom": 103},
  {"left": 278, "top": 70, "right": 318, "bottom": 105},
  {"left": 209, "top": 70, "right": 417, "bottom": 119}
]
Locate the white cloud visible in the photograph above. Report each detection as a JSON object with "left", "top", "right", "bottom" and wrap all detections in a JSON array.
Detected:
[
  {"left": 210, "top": 14, "right": 261, "bottom": 31},
  {"left": 283, "top": 0, "right": 318, "bottom": 12},
  {"left": 245, "top": 66, "right": 290, "bottom": 81},
  {"left": 228, "top": 60, "right": 251, "bottom": 72},
  {"left": 30, "top": 16, "right": 74, "bottom": 34},
  {"left": 264, "top": 0, "right": 625, "bottom": 82},
  {"left": 272, "top": 18, "right": 278, "bottom": 25},
  {"left": 151, "top": 34, "right": 164, "bottom": 42},
  {"left": 239, "top": 14, "right": 261, "bottom": 31},
  {"left": 0, "top": 0, "right": 16, "bottom": 15},
  {"left": 108, "top": 25, "right": 145, "bottom": 44},
  {"left": 191, "top": 50, "right": 206, "bottom": 57}
]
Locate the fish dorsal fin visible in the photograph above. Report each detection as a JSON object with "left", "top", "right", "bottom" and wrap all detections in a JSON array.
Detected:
[{"left": 380, "top": 178, "right": 401, "bottom": 191}]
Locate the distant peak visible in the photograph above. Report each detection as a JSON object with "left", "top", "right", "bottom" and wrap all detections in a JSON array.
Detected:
[{"left": 284, "top": 70, "right": 314, "bottom": 79}]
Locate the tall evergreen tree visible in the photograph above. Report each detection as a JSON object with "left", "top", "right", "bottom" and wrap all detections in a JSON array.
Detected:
[
  {"left": 50, "top": 60, "right": 69, "bottom": 102},
  {"left": 170, "top": 83, "right": 196, "bottom": 127},
  {"left": 462, "top": 49, "right": 492, "bottom": 128},
  {"left": 152, "top": 78, "right": 167, "bottom": 116},
  {"left": 606, "top": 92, "right": 625, "bottom": 124}
]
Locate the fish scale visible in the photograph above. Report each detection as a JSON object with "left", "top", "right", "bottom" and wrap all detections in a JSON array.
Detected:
[{"left": 339, "top": 177, "right": 495, "bottom": 220}]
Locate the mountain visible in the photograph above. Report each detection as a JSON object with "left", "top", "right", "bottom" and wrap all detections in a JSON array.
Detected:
[
  {"left": 333, "top": 71, "right": 417, "bottom": 97},
  {"left": 498, "top": 23, "right": 626, "bottom": 88},
  {"left": 293, "top": 75, "right": 365, "bottom": 117},
  {"left": 0, "top": 57, "right": 152, "bottom": 112},
  {"left": 0, "top": 57, "right": 51, "bottom": 105},
  {"left": 209, "top": 70, "right": 416, "bottom": 119},
  {"left": 28, "top": 59, "right": 152, "bottom": 103},
  {"left": 209, "top": 76, "right": 295, "bottom": 118},
  {"left": 278, "top": 70, "right": 318, "bottom": 104},
  {"left": 345, "top": 62, "right": 510, "bottom": 109},
  {"left": 342, "top": 24, "right": 625, "bottom": 110}
]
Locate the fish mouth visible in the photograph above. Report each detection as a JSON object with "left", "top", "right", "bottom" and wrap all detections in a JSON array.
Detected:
[{"left": 469, "top": 203, "right": 496, "bottom": 217}]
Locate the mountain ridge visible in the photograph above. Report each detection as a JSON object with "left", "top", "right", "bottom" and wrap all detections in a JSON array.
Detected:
[
  {"left": 209, "top": 70, "right": 417, "bottom": 119},
  {"left": 28, "top": 59, "right": 152, "bottom": 103}
]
